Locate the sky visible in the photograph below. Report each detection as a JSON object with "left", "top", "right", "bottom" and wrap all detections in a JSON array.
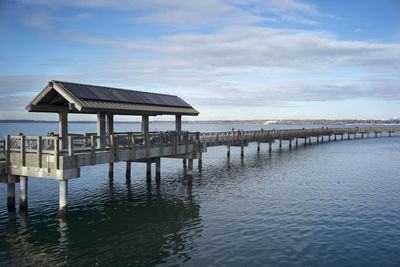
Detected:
[{"left": 0, "top": 0, "right": 400, "bottom": 121}]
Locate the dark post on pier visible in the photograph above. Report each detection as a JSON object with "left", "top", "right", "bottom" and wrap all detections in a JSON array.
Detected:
[{"left": 0, "top": 80, "right": 399, "bottom": 218}]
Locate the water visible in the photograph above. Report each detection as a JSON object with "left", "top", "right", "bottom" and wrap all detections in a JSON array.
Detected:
[{"left": 1, "top": 123, "right": 400, "bottom": 266}]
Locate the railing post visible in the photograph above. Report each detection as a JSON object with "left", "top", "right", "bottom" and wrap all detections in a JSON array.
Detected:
[
  {"left": 54, "top": 136, "right": 59, "bottom": 169},
  {"left": 146, "top": 133, "right": 150, "bottom": 157},
  {"left": 160, "top": 132, "right": 164, "bottom": 156},
  {"left": 115, "top": 135, "right": 119, "bottom": 162},
  {"left": 68, "top": 136, "right": 73, "bottom": 156},
  {"left": 90, "top": 135, "right": 95, "bottom": 165},
  {"left": 5, "top": 135, "right": 10, "bottom": 175},
  {"left": 37, "top": 136, "right": 42, "bottom": 168},
  {"left": 185, "top": 131, "right": 189, "bottom": 153},
  {"left": 172, "top": 132, "right": 176, "bottom": 155},
  {"left": 20, "top": 135, "right": 25, "bottom": 167},
  {"left": 109, "top": 135, "right": 114, "bottom": 162},
  {"left": 131, "top": 135, "right": 135, "bottom": 160}
]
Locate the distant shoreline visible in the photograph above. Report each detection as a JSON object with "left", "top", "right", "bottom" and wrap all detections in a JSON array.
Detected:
[{"left": 1, "top": 119, "right": 399, "bottom": 125}]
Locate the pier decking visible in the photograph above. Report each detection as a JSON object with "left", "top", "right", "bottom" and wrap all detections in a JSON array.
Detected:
[{"left": 1, "top": 81, "right": 399, "bottom": 217}]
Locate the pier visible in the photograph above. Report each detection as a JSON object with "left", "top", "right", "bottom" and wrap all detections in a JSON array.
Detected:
[{"left": 1, "top": 81, "right": 399, "bottom": 217}]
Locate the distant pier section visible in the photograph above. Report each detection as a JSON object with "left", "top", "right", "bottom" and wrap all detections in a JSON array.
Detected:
[{"left": 0, "top": 81, "right": 399, "bottom": 217}]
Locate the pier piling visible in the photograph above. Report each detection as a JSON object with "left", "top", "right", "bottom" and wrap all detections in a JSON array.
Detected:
[
  {"left": 198, "top": 153, "right": 202, "bottom": 169},
  {"left": 146, "top": 162, "right": 151, "bottom": 182},
  {"left": 59, "top": 180, "right": 68, "bottom": 218},
  {"left": 187, "top": 159, "right": 193, "bottom": 178},
  {"left": 7, "top": 180, "right": 15, "bottom": 212},
  {"left": 155, "top": 158, "right": 160, "bottom": 181},
  {"left": 108, "top": 163, "right": 113, "bottom": 181},
  {"left": 183, "top": 159, "right": 187, "bottom": 169},
  {"left": 19, "top": 176, "right": 28, "bottom": 211},
  {"left": 126, "top": 161, "right": 131, "bottom": 181}
]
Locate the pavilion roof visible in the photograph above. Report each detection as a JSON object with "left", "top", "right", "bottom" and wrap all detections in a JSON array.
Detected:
[{"left": 26, "top": 81, "right": 199, "bottom": 116}]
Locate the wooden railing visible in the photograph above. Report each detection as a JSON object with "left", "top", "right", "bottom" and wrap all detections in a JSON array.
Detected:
[{"left": 1, "top": 127, "right": 399, "bottom": 169}]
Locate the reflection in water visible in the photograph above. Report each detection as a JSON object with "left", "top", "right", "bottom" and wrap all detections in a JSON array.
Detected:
[{"left": 0, "top": 177, "right": 202, "bottom": 266}]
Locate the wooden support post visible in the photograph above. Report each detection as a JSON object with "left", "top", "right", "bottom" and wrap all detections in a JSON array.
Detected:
[
  {"left": 328, "top": 135, "right": 331, "bottom": 141},
  {"left": 341, "top": 134, "right": 344, "bottom": 140},
  {"left": 175, "top": 115, "right": 182, "bottom": 133},
  {"left": 269, "top": 142, "right": 272, "bottom": 152},
  {"left": 146, "top": 162, "right": 151, "bottom": 182},
  {"left": 155, "top": 158, "right": 161, "bottom": 181},
  {"left": 295, "top": 138, "right": 298, "bottom": 146},
  {"left": 37, "top": 136, "right": 42, "bottom": 168},
  {"left": 361, "top": 133, "right": 364, "bottom": 138},
  {"left": 20, "top": 176, "right": 28, "bottom": 211},
  {"left": 187, "top": 159, "right": 193, "bottom": 178},
  {"left": 241, "top": 145, "right": 244, "bottom": 158},
  {"left": 106, "top": 113, "right": 114, "bottom": 136},
  {"left": 7, "top": 177, "right": 15, "bottom": 212},
  {"left": 227, "top": 145, "right": 230, "bottom": 157},
  {"left": 348, "top": 134, "right": 350, "bottom": 140},
  {"left": 375, "top": 133, "right": 378, "bottom": 138},
  {"left": 308, "top": 137, "right": 311, "bottom": 144},
  {"left": 279, "top": 139, "right": 282, "bottom": 149},
  {"left": 289, "top": 140, "right": 292, "bottom": 149},
  {"left": 126, "top": 161, "right": 131, "bottom": 181},
  {"left": 142, "top": 115, "right": 149, "bottom": 134},
  {"left": 257, "top": 142, "right": 260, "bottom": 152},
  {"left": 59, "top": 179, "right": 68, "bottom": 219},
  {"left": 59, "top": 110, "right": 68, "bottom": 149},
  {"left": 97, "top": 112, "right": 106, "bottom": 149},
  {"left": 335, "top": 135, "right": 337, "bottom": 141}
]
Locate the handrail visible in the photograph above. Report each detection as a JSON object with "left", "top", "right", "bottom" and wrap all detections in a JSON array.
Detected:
[{"left": 2, "top": 127, "right": 399, "bottom": 160}]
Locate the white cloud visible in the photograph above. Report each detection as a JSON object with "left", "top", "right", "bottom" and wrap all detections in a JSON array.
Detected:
[{"left": 2, "top": 0, "right": 399, "bottom": 120}]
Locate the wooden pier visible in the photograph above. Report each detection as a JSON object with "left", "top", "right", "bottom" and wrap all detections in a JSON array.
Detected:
[{"left": 1, "top": 81, "right": 399, "bottom": 217}]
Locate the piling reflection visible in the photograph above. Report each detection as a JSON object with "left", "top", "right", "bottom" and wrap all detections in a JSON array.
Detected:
[{"left": 0, "top": 177, "right": 202, "bottom": 266}]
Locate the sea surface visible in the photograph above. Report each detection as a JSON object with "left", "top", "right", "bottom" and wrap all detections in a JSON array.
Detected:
[{"left": 1, "top": 122, "right": 400, "bottom": 266}]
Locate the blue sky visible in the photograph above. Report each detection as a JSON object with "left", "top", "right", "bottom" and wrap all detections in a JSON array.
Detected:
[{"left": 0, "top": 0, "right": 400, "bottom": 121}]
